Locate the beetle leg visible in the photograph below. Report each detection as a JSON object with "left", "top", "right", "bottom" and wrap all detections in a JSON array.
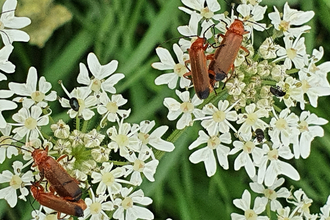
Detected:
[
  {"left": 184, "top": 58, "right": 192, "bottom": 73},
  {"left": 208, "top": 69, "right": 216, "bottom": 93},
  {"left": 57, "top": 212, "right": 68, "bottom": 219},
  {"left": 220, "top": 64, "right": 236, "bottom": 89},
  {"left": 215, "top": 33, "right": 225, "bottom": 46},
  {"left": 205, "top": 53, "right": 214, "bottom": 60},
  {"left": 229, "top": 64, "right": 235, "bottom": 79},
  {"left": 240, "top": 45, "right": 250, "bottom": 65},
  {"left": 183, "top": 71, "right": 192, "bottom": 78},
  {"left": 49, "top": 185, "right": 55, "bottom": 193},
  {"left": 56, "top": 154, "right": 75, "bottom": 162},
  {"left": 56, "top": 154, "right": 67, "bottom": 162},
  {"left": 36, "top": 169, "right": 45, "bottom": 185}
]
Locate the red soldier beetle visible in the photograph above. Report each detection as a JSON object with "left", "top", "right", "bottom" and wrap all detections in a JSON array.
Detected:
[
  {"left": 31, "top": 146, "right": 82, "bottom": 201},
  {"left": 184, "top": 25, "right": 219, "bottom": 99},
  {"left": 208, "top": 19, "right": 250, "bottom": 82},
  {"left": 30, "top": 182, "right": 87, "bottom": 218},
  {"left": 0, "top": 138, "right": 82, "bottom": 202}
]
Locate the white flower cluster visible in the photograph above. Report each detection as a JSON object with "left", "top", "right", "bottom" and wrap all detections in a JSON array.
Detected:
[
  {"left": 152, "top": 0, "right": 330, "bottom": 219},
  {"left": 0, "top": 53, "right": 175, "bottom": 220},
  {"left": 0, "top": 0, "right": 31, "bottom": 126},
  {"left": 0, "top": 0, "right": 176, "bottom": 219}
]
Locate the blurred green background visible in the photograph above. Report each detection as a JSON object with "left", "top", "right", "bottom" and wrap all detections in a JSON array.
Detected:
[{"left": 1, "top": 0, "right": 330, "bottom": 219}]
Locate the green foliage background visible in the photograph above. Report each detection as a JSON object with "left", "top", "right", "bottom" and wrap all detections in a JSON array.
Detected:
[{"left": 1, "top": 0, "right": 330, "bottom": 219}]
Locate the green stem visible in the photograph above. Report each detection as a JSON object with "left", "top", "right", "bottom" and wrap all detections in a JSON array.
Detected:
[
  {"left": 266, "top": 201, "right": 271, "bottom": 219},
  {"left": 207, "top": 86, "right": 229, "bottom": 106},
  {"left": 253, "top": 52, "right": 260, "bottom": 61},
  {"left": 286, "top": 68, "right": 299, "bottom": 75},
  {"left": 262, "top": 80, "right": 277, "bottom": 86},
  {"left": 112, "top": 160, "right": 130, "bottom": 166},
  {"left": 82, "top": 119, "right": 89, "bottom": 133},
  {"left": 272, "top": 104, "right": 282, "bottom": 113},
  {"left": 75, "top": 116, "right": 80, "bottom": 131},
  {"left": 40, "top": 131, "right": 50, "bottom": 142}
]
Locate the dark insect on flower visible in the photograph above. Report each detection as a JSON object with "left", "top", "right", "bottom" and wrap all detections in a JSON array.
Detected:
[
  {"left": 270, "top": 86, "right": 286, "bottom": 97},
  {"left": 69, "top": 97, "right": 80, "bottom": 111},
  {"left": 255, "top": 128, "right": 264, "bottom": 143}
]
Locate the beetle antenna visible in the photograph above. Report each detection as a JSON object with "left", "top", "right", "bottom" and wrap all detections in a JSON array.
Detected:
[
  {"left": 28, "top": 191, "right": 38, "bottom": 212},
  {"left": 244, "top": 19, "right": 273, "bottom": 39},
  {"left": 158, "top": 22, "right": 217, "bottom": 48},
  {"left": 202, "top": 23, "right": 217, "bottom": 40},
  {"left": 157, "top": 36, "right": 189, "bottom": 47},
  {"left": 0, "top": 137, "right": 33, "bottom": 153}
]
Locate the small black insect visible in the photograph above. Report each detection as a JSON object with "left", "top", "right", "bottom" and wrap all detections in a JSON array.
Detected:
[
  {"left": 270, "top": 86, "right": 286, "bottom": 97},
  {"left": 255, "top": 128, "right": 264, "bottom": 143},
  {"left": 69, "top": 97, "right": 80, "bottom": 111}
]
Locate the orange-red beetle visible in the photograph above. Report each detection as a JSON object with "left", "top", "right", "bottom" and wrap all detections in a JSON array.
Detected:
[
  {"left": 0, "top": 138, "right": 82, "bottom": 202},
  {"left": 0, "top": 138, "right": 86, "bottom": 218},
  {"left": 209, "top": 19, "right": 250, "bottom": 81},
  {"left": 31, "top": 147, "right": 82, "bottom": 201},
  {"left": 185, "top": 36, "right": 216, "bottom": 99},
  {"left": 30, "top": 183, "right": 87, "bottom": 218}
]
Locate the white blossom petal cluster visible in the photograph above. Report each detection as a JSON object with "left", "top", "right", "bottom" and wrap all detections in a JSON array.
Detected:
[
  {"left": 151, "top": 0, "right": 330, "bottom": 219},
  {"left": 81, "top": 190, "right": 113, "bottom": 220},
  {"left": 113, "top": 187, "right": 154, "bottom": 220},
  {"left": 287, "top": 189, "right": 314, "bottom": 219},
  {"left": 0, "top": 125, "right": 18, "bottom": 163},
  {"left": 231, "top": 190, "right": 269, "bottom": 220},
  {"left": 230, "top": 136, "right": 263, "bottom": 179},
  {"left": 163, "top": 90, "right": 203, "bottom": 129},
  {"left": 1, "top": 0, "right": 330, "bottom": 219},
  {"left": 189, "top": 130, "right": 231, "bottom": 176},
  {"left": 0, "top": 161, "right": 33, "bottom": 207},
  {"left": 257, "top": 143, "right": 300, "bottom": 186},
  {"left": 0, "top": 0, "right": 31, "bottom": 128},
  {"left": 9, "top": 67, "right": 57, "bottom": 108},
  {"left": 0, "top": 49, "right": 175, "bottom": 219},
  {"left": 249, "top": 178, "right": 290, "bottom": 211},
  {"left": 152, "top": 44, "right": 191, "bottom": 89},
  {"left": 201, "top": 100, "right": 238, "bottom": 134},
  {"left": 268, "top": 2, "right": 314, "bottom": 37},
  {"left": 77, "top": 53, "right": 125, "bottom": 94},
  {"left": 11, "top": 105, "right": 50, "bottom": 141},
  {"left": 0, "top": 0, "right": 31, "bottom": 45}
]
